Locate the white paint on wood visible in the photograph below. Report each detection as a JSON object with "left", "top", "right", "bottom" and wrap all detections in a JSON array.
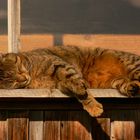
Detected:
[
  {"left": 8, "top": 0, "right": 21, "bottom": 53},
  {"left": 0, "top": 89, "right": 137, "bottom": 98}
]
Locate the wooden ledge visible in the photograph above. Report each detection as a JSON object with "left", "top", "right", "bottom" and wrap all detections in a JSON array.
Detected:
[
  {"left": 0, "top": 89, "right": 138, "bottom": 98},
  {"left": 0, "top": 89, "right": 139, "bottom": 110}
]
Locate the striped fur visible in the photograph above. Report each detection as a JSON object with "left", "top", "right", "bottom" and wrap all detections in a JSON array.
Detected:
[{"left": 0, "top": 45, "right": 140, "bottom": 117}]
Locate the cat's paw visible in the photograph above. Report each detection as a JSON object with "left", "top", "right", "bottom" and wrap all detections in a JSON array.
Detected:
[
  {"left": 126, "top": 81, "right": 140, "bottom": 96},
  {"left": 80, "top": 94, "right": 103, "bottom": 117}
]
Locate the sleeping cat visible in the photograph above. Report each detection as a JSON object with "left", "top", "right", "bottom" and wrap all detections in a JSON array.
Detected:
[{"left": 0, "top": 45, "right": 140, "bottom": 117}]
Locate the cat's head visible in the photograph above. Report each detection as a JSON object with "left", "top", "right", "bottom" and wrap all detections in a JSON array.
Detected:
[{"left": 0, "top": 53, "right": 31, "bottom": 89}]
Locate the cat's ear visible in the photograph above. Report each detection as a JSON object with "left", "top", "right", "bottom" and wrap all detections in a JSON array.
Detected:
[
  {"left": 1, "top": 53, "right": 22, "bottom": 67},
  {"left": 2, "top": 53, "right": 18, "bottom": 63},
  {"left": 15, "top": 55, "right": 22, "bottom": 66}
]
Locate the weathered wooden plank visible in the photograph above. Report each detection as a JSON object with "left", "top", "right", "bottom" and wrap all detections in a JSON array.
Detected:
[
  {"left": 60, "top": 111, "right": 92, "bottom": 140},
  {"left": 44, "top": 111, "right": 92, "bottom": 140},
  {"left": 1, "top": 34, "right": 140, "bottom": 54},
  {"left": 0, "top": 89, "right": 134, "bottom": 98},
  {"left": 8, "top": 111, "right": 29, "bottom": 140},
  {"left": 8, "top": 0, "right": 20, "bottom": 53},
  {"left": 133, "top": 111, "right": 140, "bottom": 139},
  {"left": 0, "top": 111, "right": 7, "bottom": 140},
  {"left": 29, "top": 111, "right": 43, "bottom": 140},
  {"left": 110, "top": 110, "right": 140, "bottom": 140},
  {"left": 44, "top": 111, "right": 61, "bottom": 140},
  {"left": 63, "top": 34, "right": 140, "bottom": 55},
  {"left": 111, "top": 121, "right": 136, "bottom": 140}
]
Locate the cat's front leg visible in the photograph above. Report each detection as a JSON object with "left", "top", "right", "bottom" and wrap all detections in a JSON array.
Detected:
[
  {"left": 55, "top": 63, "right": 103, "bottom": 117},
  {"left": 79, "top": 91, "right": 103, "bottom": 117}
]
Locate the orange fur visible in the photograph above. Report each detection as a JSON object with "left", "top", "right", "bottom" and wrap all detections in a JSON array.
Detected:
[
  {"left": 0, "top": 45, "right": 140, "bottom": 117},
  {"left": 86, "top": 53, "right": 127, "bottom": 88}
]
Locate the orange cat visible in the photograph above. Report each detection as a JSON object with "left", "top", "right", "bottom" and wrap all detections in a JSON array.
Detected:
[{"left": 0, "top": 45, "right": 140, "bottom": 117}]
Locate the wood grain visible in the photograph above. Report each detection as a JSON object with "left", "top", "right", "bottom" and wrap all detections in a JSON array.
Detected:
[
  {"left": 8, "top": 0, "right": 20, "bottom": 53},
  {"left": 60, "top": 111, "right": 92, "bottom": 140},
  {"left": 63, "top": 34, "right": 140, "bottom": 55},
  {"left": 0, "top": 101, "right": 138, "bottom": 139},
  {"left": 8, "top": 111, "right": 29, "bottom": 140},
  {"left": 0, "top": 89, "right": 133, "bottom": 98},
  {"left": 111, "top": 121, "right": 136, "bottom": 140},
  {"left": 29, "top": 111, "right": 43, "bottom": 140},
  {"left": 1, "top": 34, "right": 140, "bottom": 54},
  {"left": 44, "top": 111, "right": 92, "bottom": 140},
  {"left": 44, "top": 111, "right": 61, "bottom": 140},
  {"left": 109, "top": 110, "right": 140, "bottom": 140},
  {"left": 0, "top": 111, "right": 7, "bottom": 140}
]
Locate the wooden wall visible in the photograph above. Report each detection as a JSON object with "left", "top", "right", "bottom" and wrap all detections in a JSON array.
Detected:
[
  {"left": 1, "top": 34, "right": 140, "bottom": 55},
  {"left": 0, "top": 97, "right": 140, "bottom": 140}
]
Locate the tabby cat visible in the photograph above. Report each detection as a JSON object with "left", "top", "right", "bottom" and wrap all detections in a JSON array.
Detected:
[{"left": 0, "top": 45, "right": 140, "bottom": 117}]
